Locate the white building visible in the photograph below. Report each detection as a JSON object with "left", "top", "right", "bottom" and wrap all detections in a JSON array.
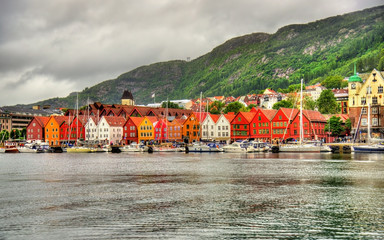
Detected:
[
  {"left": 85, "top": 117, "right": 98, "bottom": 141},
  {"left": 97, "top": 116, "right": 126, "bottom": 145},
  {"left": 201, "top": 113, "right": 231, "bottom": 143}
]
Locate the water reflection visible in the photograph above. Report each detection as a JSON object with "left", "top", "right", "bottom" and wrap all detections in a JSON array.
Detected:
[{"left": 0, "top": 152, "right": 384, "bottom": 239}]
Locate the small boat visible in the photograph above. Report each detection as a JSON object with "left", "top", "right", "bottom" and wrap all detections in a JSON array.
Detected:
[
  {"left": 223, "top": 142, "right": 254, "bottom": 153},
  {"left": 3, "top": 142, "right": 19, "bottom": 153},
  {"left": 67, "top": 146, "right": 96, "bottom": 153},
  {"left": 353, "top": 142, "right": 384, "bottom": 153},
  {"left": 121, "top": 142, "right": 148, "bottom": 152},
  {"left": 17, "top": 143, "right": 37, "bottom": 153},
  {"left": 249, "top": 141, "right": 269, "bottom": 152},
  {"left": 279, "top": 142, "right": 321, "bottom": 152},
  {"left": 0, "top": 148, "right": 5, "bottom": 153},
  {"left": 188, "top": 142, "right": 223, "bottom": 152}
]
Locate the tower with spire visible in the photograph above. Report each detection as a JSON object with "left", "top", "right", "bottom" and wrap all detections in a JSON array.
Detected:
[{"left": 121, "top": 90, "right": 135, "bottom": 106}]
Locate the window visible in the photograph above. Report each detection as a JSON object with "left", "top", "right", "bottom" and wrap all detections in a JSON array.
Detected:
[
  {"left": 361, "top": 97, "right": 366, "bottom": 105},
  {"left": 238, "top": 117, "right": 241, "bottom": 121},
  {"left": 372, "top": 97, "right": 378, "bottom": 105},
  {"left": 351, "top": 83, "right": 356, "bottom": 89},
  {"left": 378, "top": 86, "right": 383, "bottom": 93},
  {"left": 362, "top": 108, "right": 367, "bottom": 114},
  {"left": 372, "top": 118, "right": 378, "bottom": 126},
  {"left": 372, "top": 107, "right": 379, "bottom": 114},
  {"left": 366, "top": 86, "right": 372, "bottom": 94},
  {"left": 279, "top": 115, "right": 282, "bottom": 120},
  {"left": 361, "top": 118, "right": 367, "bottom": 126}
]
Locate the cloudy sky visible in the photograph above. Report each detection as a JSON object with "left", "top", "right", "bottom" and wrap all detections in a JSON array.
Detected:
[{"left": 0, "top": 0, "right": 382, "bottom": 106}]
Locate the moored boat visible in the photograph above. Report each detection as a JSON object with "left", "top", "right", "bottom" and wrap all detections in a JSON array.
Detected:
[
  {"left": 67, "top": 146, "right": 96, "bottom": 153},
  {"left": 223, "top": 142, "right": 254, "bottom": 153},
  {"left": 353, "top": 143, "right": 384, "bottom": 153},
  {"left": 188, "top": 142, "right": 223, "bottom": 152}
]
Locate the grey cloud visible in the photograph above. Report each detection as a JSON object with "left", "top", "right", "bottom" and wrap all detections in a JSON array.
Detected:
[{"left": 0, "top": 0, "right": 382, "bottom": 106}]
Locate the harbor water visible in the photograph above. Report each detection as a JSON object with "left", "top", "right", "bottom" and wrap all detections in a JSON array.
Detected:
[{"left": 1, "top": 152, "right": 384, "bottom": 239}]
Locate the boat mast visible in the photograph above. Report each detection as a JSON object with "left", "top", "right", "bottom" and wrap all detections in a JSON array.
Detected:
[
  {"left": 368, "top": 103, "right": 371, "bottom": 144},
  {"left": 300, "top": 79, "right": 303, "bottom": 145},
  {"left": 76, "top": 93, "right": 79, "bottom": 145}
]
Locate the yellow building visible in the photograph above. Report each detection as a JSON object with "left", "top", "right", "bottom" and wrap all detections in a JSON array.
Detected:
[
  {"left": 138, "top": 116, "right": 157, "bottom": 142},
  {"left": 348, "top": 68, "right": 384, "bottom": 139}
]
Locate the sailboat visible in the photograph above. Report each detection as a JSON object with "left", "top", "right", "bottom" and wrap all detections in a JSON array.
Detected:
[
  {"left": 353, "top": 103, "right": 384, "bottom": 153},
  {"left": 279, "top": 79, "right": 322, "bottom": 153},
  {"left": 67, "top": 95, "right": 96, "bottom": 153}
]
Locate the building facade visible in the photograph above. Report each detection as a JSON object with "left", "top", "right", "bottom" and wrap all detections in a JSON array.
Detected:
[{"left": 348, "top": 69, "right": 384, "bottom": 140}]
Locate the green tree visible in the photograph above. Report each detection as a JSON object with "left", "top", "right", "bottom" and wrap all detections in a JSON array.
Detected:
[
  {"left": 0, "top": 130, "right": 9, "bottom": 142},
  {"left": 321, "top": 75, "right": 344, "bottom": 89},
  {"left": 161, "top": 101, "right": 182, "bottom": 109},
  {"left": 246, "top": 104, "right": 258, "bottom": 111},
  {"left": 10, "top": 129, "right": 21, "bottom": 139},
  {"left": 324, "top": 116, "right": 344, "bottom": 136},
  {"left": 21, "top": 128, "right": 27, "bottom": 139},
  {"left": 317, "top": 89, "right": 339, "bottom": 114},
  {"left": 223, "top": 102, "right": 245, "bottom": 114},
  {"left": 208, "top": 101, "right": 225, "bottom": 114},
  {"left": 303, "top": 95, "right": 317, "bottom": 110},
  {"left": 272, "top": 100, "right": 293, "bottom": 110}
]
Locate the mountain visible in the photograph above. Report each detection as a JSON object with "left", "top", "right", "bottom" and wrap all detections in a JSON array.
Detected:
[{"left": 25, "top": 5, "right": 384, "bottom": 108}]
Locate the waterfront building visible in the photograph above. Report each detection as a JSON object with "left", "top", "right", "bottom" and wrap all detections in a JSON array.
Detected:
[
  {"left": 0, "top": 106, "right": 55, "bottom": 132},
  {"left": 97, "top": 116, "right": 126, "bottom": 145},
  {"left": 59, "top": 116, "right": 75, "bottom": 145},
  {"left": 332, "top": 88, "right": 349, "bottom": 114},
  {"left": 167, "top": 119, "right": 183, "bottom": 142},
  {"left": 348, "top": 68, "right": 384, "bottom": 140},
  {"left": 180, "top": 113, "right": 200, "bottom": 143},
  {"left": 271, "top": 108, "right": 297, "bottom": 141},
  {"left": 123, "top": 117, "right": 143, "bottom": 144},
  {"left": 84, "top": 117, "right": 99, "bottom": 142},
  {"left": 289, "top": 110, "right": 327, "bottom": 141},
  {"left": 251, "top": 108, "right": 277, "bottom": 142},
  {"left": 45, "top": 116, "right": 68, "bottom": 146},
  {"left": 26, "top": 116, "right": 50, "bottom": 142},
  {"left": 207, "top": 114, "right": 231, "bottom": 144},
  {"left": 137, "top": 116, "right": 157, "bottom": 143},
  {"left": 230, "top": 111, "right": 256, "bottom": 141}
]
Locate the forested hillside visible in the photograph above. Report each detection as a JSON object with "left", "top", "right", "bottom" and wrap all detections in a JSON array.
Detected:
[{"left": 25, "top": 5, "right": 384, "bottom": 108}]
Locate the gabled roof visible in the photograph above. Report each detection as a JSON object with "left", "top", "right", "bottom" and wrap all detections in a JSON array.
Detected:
[
  {"left": 302, "top": 110, "right": 326, "bottom": 122},
  {"left": 102, "top": 116, "right": 126, "bottom": 127},
  {"left": 51, "top": 116, "right": 70, "bottom": 126},
  {"left": 259, "top": 109, "right": 278, "bottom": 121},
  {"left": 278, "top": 108, "right": 299, "bottom": 121},
  {"left": 145, "top": 116, "right": 159, "bottom": 124},
  {"left": 34, "top": 116, "right": 50, "bottom": 127},
  {"left": 209, "top": 113, "right": 220, "bottom": 123},
  {"left": 129, "top": 117, "right": 144, "bottom": 127},
  {"left": 224, "top": 113, "right": 236, "bottom": 122},
  {"left": 194, "top": 112, "right": 208, "bottom": 123},
  {"left": 240, "top": 112, "right": 256, "bottom": 123}
]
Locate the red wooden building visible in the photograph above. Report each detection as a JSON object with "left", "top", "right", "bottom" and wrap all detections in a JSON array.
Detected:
[
  {"left": 250, "top": 108, "right": 277, "bottom": 142},
  {"left": 230, "top": 112, "right": 256, "bottom": 141},
  {"left": 122, "top": 117, "right": 143, "bottom": 144},
  {"left": 26, "top": 116, "right": 50, "bottom": 141}
]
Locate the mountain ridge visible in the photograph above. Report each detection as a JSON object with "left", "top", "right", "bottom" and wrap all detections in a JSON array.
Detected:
[{"left": 19, "top": 5, "right": 384, "bottom": 109}]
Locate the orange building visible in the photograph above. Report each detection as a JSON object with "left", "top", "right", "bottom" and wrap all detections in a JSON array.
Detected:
[
  {"left": 180, "top": 113, "right": 200, "bottom": 143},
  {"left": 45, "top": 116, "right": 68, "bottom": 146}
]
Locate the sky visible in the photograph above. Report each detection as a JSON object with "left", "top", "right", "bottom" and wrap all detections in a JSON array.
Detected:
[{"left": 0, "top": 0, "right": 383, "bottom": 106}]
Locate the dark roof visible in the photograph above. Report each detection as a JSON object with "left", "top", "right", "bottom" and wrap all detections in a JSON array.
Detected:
[{"left": 121, "top": 90, "right": 134, "bottom": 100}]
